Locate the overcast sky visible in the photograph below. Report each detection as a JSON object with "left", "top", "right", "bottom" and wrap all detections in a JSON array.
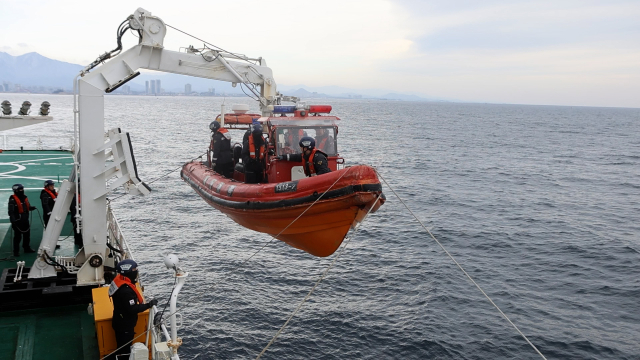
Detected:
[{"left": 1, "top": 0, "right": 639, "bottom": 108}]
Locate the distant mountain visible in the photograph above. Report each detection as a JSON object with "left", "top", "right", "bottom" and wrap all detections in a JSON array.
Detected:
[
  {"left": 0, "top": 52, "right": 438, "bottom": 100},
  {"left": 278, "top": 84, "right": 438, "bottom": 101},
  {"left": 0, "top": 52, "right": 83, "bottom": 89}
]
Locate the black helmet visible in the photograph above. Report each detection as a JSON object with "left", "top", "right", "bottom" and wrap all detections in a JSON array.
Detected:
[
  {"left": 252, "top": 124, "right": 263, "bottom": 135},
  {"left": 209, "top": 121, "right": 221, "bottom": 132},
  {"left": 12, "top": 184, "right": 24, "bottom": 193},
  {"left": 44, "top": 180, "right": 55, "bottom": 187},
  {"left": 116, "top": 259, "right": 138, "bottom": 275},
  {"left": 299, "top": 136, "right": 315, "bottom": 150}
]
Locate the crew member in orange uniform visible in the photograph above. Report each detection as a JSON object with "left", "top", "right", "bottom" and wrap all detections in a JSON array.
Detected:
[
  {"left": 108, "top": 259, "right": 157, "bottom": 359},
  {"left": 241, "top": 123, "right": 266, "bottom": 183},
  {"left": 8, "top": 184, "right": 36, "bottom": 256},
  {"left": 40, "top": 180, "right": 57, "bottom": 227},
  {"left": 276, "top": 136, "right": 331, "bottom": 176}
]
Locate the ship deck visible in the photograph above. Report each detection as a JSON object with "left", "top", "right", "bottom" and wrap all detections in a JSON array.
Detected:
[{"left": 0, "top": 150, "right": 100, "bottom": 359}]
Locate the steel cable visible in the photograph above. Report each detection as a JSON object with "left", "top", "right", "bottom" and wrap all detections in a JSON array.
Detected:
[{"left": 374, "top": 169, "right": 547, "bottom": 360}]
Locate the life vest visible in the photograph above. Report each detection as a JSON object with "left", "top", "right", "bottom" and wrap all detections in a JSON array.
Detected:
[
  {"left": 11, "top": 195, "right": 30, "bottom": 214},
  {"left": 248, "top": 134, "right": 265, "bottom": 160},
  {"left": 287, "top": 129, "right": 304, "bottom": 145},
  {"left": 302, "top": 149, "right": 320, "bottom": 176},
  {"left": 108, "top": 274, "right": 145, "bottom": 304},
  {"left": 317, "top": 136, "right": 328, "bottom": 151},
  {"left": 43, "top": 188, "right": 57, "bottom": 200}
]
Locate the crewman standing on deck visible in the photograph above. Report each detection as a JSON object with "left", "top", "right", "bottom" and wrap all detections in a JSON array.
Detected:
[
  {"left": 108, "top": 259, "right": 157, "bottom": 359},
  {"left": 276, "top": 136, "right": 332, "bottom": 176},
  {"left": 40, "top": 180, "right": 57, "bottom": 227},
  {"left": 8, "top": 184, "right": 37, "bottom": 256},
  {"left": 209, "top": 120, "right": 234, "bottom": 178}
]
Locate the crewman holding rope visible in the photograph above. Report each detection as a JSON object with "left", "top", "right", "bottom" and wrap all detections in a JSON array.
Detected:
[
  {"left": 276, "top": 136, "right": 332, "bottom": 176},
  {"left": 108, "top": 259, "right": 157, "bottom": 359},
  {"left": 8, "top": 184, "right": 37, "bottom": 256},
  {"left": 40, "top": 180, "right": 57, "bottom": 227}
]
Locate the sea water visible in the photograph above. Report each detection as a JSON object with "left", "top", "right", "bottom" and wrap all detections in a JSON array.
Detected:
[{"left": 2, "top": 93, "right": 639, "bottom": 359}]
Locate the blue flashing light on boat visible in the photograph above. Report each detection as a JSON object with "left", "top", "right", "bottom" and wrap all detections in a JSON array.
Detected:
[{"left": 273, "top": 105, "right": 297, "bottom": 113}]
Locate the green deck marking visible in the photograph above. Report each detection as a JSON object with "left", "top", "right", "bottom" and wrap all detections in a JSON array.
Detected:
[
  {"left": 0, "top": 306, "right": 100, "bottom": 360},
  {"left": 0, "top": 150, "right": 100, "bottom": 360},
  {"left": 0, "top": 150, "right": 75, "bottom": 273}
]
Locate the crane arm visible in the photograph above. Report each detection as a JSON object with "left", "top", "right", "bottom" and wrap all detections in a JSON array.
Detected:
[{"left": 81, "top": 8, "right": 277, "bottom": 112}]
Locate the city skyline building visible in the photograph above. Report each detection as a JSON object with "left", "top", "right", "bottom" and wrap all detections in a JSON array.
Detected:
[
  {"left": 145, "top": 81, "right": 149, "bottom": 95},
  {"left": 185, "top": 84, "right": 191, "bottom": 94}
]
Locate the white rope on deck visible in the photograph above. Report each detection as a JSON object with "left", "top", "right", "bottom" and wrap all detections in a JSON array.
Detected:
[{"left": 374, "top": 169, "right": 547, "bottom": 360}]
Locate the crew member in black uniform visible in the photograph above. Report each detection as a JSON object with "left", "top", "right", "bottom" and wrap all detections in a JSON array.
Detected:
[
  {"left": 209, "top": 120, "right": 234, "bottom": 178},
  {"left": 276, "top": 136, "right": 332, "bottom": 176},
  {"left": 241, "top": 123, "right": 266, "bottom": 183},
  {"left": 40, "top": 180, "right": 57, "bottom": 227},
  {"left": 108, "top": 259, "right": 157, "bottom": 359},
  {"left": 8, "top": 184, "right": 36, "bottom": 256}
]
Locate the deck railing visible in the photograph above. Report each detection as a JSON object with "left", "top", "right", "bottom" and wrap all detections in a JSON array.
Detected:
[{"left": 0, "top": 134, "right": 73, "bottom": 151}]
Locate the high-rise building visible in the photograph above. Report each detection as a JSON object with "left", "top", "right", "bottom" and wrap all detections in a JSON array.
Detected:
[
  {"left": 122, "top": 85, "right": 130, "bottom": 94},
  {"left": 156, "top": 80, "right": 161, "bottom": 94},
  {"left": 185, "top": 84, "right": 192, "bottom": 94},
  {"left": 150, "top": 81, "right": 156, "bottom": 95},
  {"left": 145, "top": 81, "right": 150, "bottom": 95}
]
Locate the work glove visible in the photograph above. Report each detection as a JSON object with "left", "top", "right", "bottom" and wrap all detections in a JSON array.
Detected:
[
  {"left": 29, "top": 206, "right": 37, "bottom": 211},
  {"left": 275, "top": 155, "right": 284, "bottom": 161},
  {"left": 148, "top": 299, "right": 158, "bottom": 308}
]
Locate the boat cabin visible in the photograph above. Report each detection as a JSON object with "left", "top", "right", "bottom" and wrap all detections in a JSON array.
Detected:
[{"left": 219, "top": 105, "right": 343, "bottom": 183}]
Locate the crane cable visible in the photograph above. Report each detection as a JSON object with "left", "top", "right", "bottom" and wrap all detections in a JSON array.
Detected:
[
  {"left": 256, "top": 193, "right": 382, "bottom": 359},
  {"left": 101, "top": 166, "right": 357, "bottom": 360},
  {"left": 374, "top": 169, "right": 547, "bottom": 360}
]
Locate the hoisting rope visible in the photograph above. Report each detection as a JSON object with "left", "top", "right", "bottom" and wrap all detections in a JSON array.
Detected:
[
  {"left": 109, "top": 152, "right": 207, "bottom": 202},
  {"left": 191, "top": 166, "right": 356, "bottom": 289},
  {"left": 102, "top": 166, "right": 356, "bottom": 359},
  {"left": 374, "top": 169, "right": 547, "bottom": 360},
  {"left": 256, "top": 193, "right": 382, "bottom": 360}
]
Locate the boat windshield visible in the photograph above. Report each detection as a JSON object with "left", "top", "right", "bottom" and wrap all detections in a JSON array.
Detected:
[{"left": 275, "top": 126, "right": 337, "bottom": 156}]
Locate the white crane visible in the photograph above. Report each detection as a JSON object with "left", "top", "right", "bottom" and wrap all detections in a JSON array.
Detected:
[{"left": 29, "top": 8, "right": 280, "bottom": 285}]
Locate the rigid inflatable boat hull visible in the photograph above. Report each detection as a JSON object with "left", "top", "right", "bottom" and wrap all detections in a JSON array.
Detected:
[{"left": 181, "top": 163, "right": 384, "bottom": 257}]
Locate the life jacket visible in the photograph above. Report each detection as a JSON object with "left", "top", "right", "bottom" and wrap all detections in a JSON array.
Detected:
[
  {"left": 11, "top": 195, "right": 30, "bottom": 214},
  {"left": 43, "top": 187, "right": 57, "bottom": 200},
  {"left": 317, "top": 136, "right": 328, "bottom": 151},
  {"left": 248, "top": 134, "right": 265, "bottom": 160},
  {"left": 286, "top": 129, "right": 304, "bottom": 145},
  {"left": 108, "top": 274, "right": 145, "bottom": 304},
  {"left": 303, "top": 149, "right": 320, "bottom": 176}
]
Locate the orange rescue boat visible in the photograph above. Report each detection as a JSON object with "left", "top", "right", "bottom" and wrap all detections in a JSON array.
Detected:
[{"left": 181, "top": 105, "right": 385, "bottom": 257}]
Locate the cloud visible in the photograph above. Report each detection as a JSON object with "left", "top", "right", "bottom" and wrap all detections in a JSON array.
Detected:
[{"left": 17, "top": 43, "right": 28, "bottom": 48}]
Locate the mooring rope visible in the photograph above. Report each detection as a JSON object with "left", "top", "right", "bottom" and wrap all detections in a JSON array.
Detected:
[
  {"left": 109, "top": 152, "right": 207, "bottom": 202},
  {"left": 256, "top": 193, "right": 382, "bottom": 359},
  {"left": 102, "top": 167, "right": 356, "bottom": 360},
  {"left": 374, "top": 169, "right": 547, "bottom": 360}
]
